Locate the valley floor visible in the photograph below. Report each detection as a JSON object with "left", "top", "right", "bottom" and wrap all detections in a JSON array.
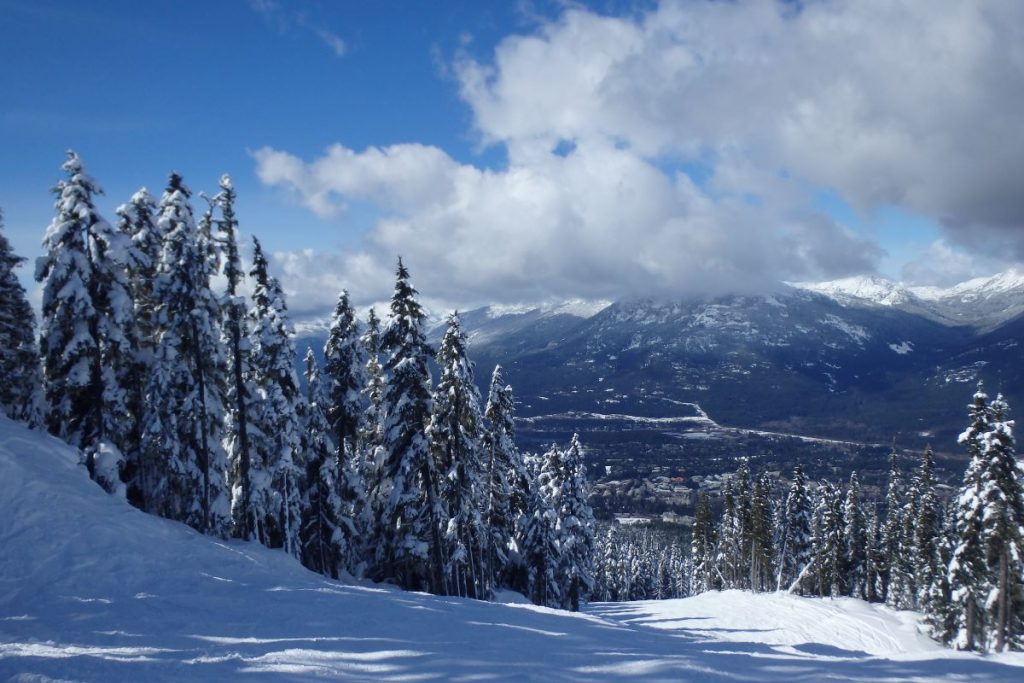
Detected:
[{"left": 2, "top": 416, "right": 1022, "bottom": 682}]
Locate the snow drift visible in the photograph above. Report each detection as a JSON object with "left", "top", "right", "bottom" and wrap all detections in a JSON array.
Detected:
[{"left": 1, "top": 416, "right": 1022, "bottom": 681}]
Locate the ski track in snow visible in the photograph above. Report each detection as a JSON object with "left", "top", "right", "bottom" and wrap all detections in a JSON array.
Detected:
[{"left": 2, "top": 416, "right": 1023, "bottom": 682}]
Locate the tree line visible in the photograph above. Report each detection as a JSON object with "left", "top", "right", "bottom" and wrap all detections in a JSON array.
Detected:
[
  {"left": 0, "top": 151, "right": 596, "bottom": 611},
  {"left": 593, "top": 385, "right": 1023, "bottom": 653}
]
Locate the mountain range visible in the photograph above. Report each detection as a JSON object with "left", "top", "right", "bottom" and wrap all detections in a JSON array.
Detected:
[{"left": 297, "top": 269, "right": 1024, "bottom": 455}]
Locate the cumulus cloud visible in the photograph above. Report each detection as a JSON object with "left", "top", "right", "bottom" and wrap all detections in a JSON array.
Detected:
[
  {"left": 457, "top": 0, "right": 1024, "bottom": 253},
  {"left": 255, "top": 0, "right": 1024, "bottom": 310}
]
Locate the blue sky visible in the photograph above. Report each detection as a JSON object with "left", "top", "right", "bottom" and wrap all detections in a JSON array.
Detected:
[{"left": 2, "top": 0, "right": 1019, "bottom": 314}]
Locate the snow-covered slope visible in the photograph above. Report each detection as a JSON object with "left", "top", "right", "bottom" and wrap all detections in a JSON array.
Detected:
[
  {"left": 2, "top": 416, "right": 1022, "bottom": 682},
  {"left": 791, "top": 268, "right": 1024, "bottom": 329}
]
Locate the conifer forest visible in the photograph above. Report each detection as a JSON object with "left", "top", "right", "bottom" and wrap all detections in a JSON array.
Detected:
[{"left": 1, "top": 151, "right": 1023, "bottom": 657}]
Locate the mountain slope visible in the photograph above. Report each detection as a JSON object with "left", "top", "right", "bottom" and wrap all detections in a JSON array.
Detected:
[{"left": 2, "top": 417, "right": 1023, "bottom": 682}]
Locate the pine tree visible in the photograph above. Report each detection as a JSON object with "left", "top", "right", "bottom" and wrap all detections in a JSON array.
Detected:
[
  {"left": 717, "top": 479, "right": 742, "bottom": 589},
  {"left": 778, "top": 465, "right": 812, "bottom": 592},
  {"left": 879, "top": 447, "right": 903, "bottom": 603},
  {"left": 359, "top": 307, "right": 385, "bottom": 461},
  {"left": 37, "top": 151, "right": 137, "bottom": 494},
  {"left": 115, "top": 188, "right": 161, "bottom": 348},
  {"left": 949, "top": 384, "right": 993, "bottom": 650},
  {"left": 526, "top": 444, "right": 565, "bottom": 608},
  {"left": 913, "top": 447, "right": 942, "bottom": 611},
  {"left": 323, "top": 290, "right": 367, "bottom": 453},
  {"left": 482, "top": 365, "right": 523, "bottom": 595},
  {"left": 210, "top": 175, "right": 258, "bottom": 542},
  {"left": 749, "top": 471, "right": 775, "bottom": 592},
  {"left": 429, "top": 312, "right": 487, "bottom": 599},
  {"left": 556, "top": 434, "right": 595, "bottom": 611},
  {"left": 247, "top": 237, "right": 305, "bottom": 556},
  {"left": 691, "top": 492, "right": 718, "bottom": 593},
  {"left": 863, "top": 505, "right": 883, "bottom": 603},
  {"left": 844, "top": 472, "right": 867, "bottom": 599},
  {"left": 373, "top": 259, "right": 445, "bottom": 593},
  {"left": 0, "top": 210, "right": 42, "bottom": 426},
  {"left": 812, "top": 481, "right": 847, "bottom": 597},
  {"left": 113, "top": 188, "right": 159, "bottom": 507},
  {"left": 978, "top": 394, "right": 1024, "bottom": 652},
  {"left": 140, "top": 172, "right": 229, "bottom": 535},
  {"left": 299, "top": 348, "right": 348, "bottom": 578}
]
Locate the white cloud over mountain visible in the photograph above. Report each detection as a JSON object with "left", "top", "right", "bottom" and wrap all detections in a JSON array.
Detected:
[{"left": 255, "top": 0, "right": 1024, "bottom": 309}]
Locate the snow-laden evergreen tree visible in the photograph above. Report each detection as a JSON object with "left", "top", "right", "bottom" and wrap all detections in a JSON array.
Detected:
[
  {"left": 113, "top": 188, "right": 159, "bottom": 506},
  {"left": 482, "top": 364, "right": 525, "bottom": 595},
  {"left": 811, "top": 481, "right": 846, "bottom": 597},
  {"left": 977, "top": 393, "right": 1024, "bottom": 652},
  {"left": 373, "top": 259, "right": 445, "bottom": 593},
  {"left": 299, "top": 348, "right": 348, "bottom": 578},
  {"left": 949, "top": 384, "right": 993, "bottom": 651},
  {"left": 323, "top": 290, "right": 371, "bottom": 565},
  {"left": 140, "top": 172, "right": 229, "bottom": 535},
  {"left": 925, "top": 504, "right": 957, "bottom": 644},
  {"left": 359, "top": 307, "right": 385, "bottom": 463},
  {"left": 37, "top": 151, "right": 137, "bottom": 494},
  {"left": 525, "top": 444, "right": 564, "bottom": 608},
  {"left": 115, "top": 188, "right": 161, "bottom": 349},
  {"left": 864, "top": 506, "right": 883, "bottom": 603},
  {"left": 429, "top": 312, "right": 487, "bottom": 599},
  {"left": 555, "top": 434, "right": 596, "bottom": 611},
  {"left": 691, "top": 492, "right": 718, "bottom": 593},
  {"left": 879, "top": 447, "right": 903, "bottom": 603},
  {"left": 913, "top": 447, "right": 942, "bottom": 611},
  {"left": 717, "top": 479, "right": 742, "bottom": 589},
  {"left": 891, "top": 463, "right": 923, "bottom": 609},
  {"left": 210, "top": 175, "right": 258, "bottom": 542},
  {"left": 0, "top": 210, "right": 43, "bottom": 426},
  {"left": 778, "top": 464, "right": 812, "bottom": 592},
  {"left": 844, "top": 472, "right": 867, "bottom": 599},
  {"left": 323, "top": 290, "right": 367, "bottom": 454},
  {"left": 247, "top": 238, "right": 304, "bottom": 556},
  {"left": 749, "top": 471, "right": 775, "bottom": 592}
]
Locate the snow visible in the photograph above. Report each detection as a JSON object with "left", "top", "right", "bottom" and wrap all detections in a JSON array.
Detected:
[
  {"left": 2, "top": 416, "right": 1024, "bottom": 681},
  {"left": 792, "top": 275, "right": 916, "bottom": 307}
]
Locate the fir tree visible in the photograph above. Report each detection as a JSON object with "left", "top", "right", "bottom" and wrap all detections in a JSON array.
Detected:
[
  {"left": 299, "top": 348, "right": 348, "bottom": 578},
  {"left": 844, "top": 472, "right": 867, "bottom": 599},
  {"left": 749, "top": 471, "right": 775, "bottom": 592},
  {"left": 323, "top": 290, "right": 367, "bottom": 454},
  {"left": 778, "top": 464, "right": 812, "bottom": 592},
  {"left": 113, "top": 188, "right": 159, "bottom": 506},
  {"left": 556, "top": 434, "right": 596, "bottom": 611},
  {"left": 140, "top": 172, "right": 229, "bottom": 535},
  {"left": 37, "top": 151, "right": 137, "bottom": 493},
  {"left": 879, "top": 446, "right": 903, "bottom": 603},
  {"left": 374, "top": 259, "right": 445, "bottom": 593},
  {"left": 247, "top": 237, "right": 305, "bottom": 556},
  {"left": 690, "top": 492, "right": 718, "bottom": 593},
  {"left": 0, "top": 210, "right": 42, "bottom": 426},
  {"left": 482, "top": 365, "right": 523, "bottom": 595},
  {"left": 212, "top": 176, "right": 257, "bottom": 542},
  {"left": 913, "top": 447, "right": 943, "bottom": 611},
  {"left": 525, "top": 444, "right": 565, "bottom": 608},
  {"left": 949, "top": 384, "right": 993, "bottom": 650},
  {"left": 978, "top": 394, "right": 1024, "bottom": 652},
  {"left": 430, "top": 312, "right": 487, "bottom": 599},
  {"left": 863, "top": 505, "right": 883, "bottom": 603},
  {"left": 812, "top": 481, "right": 847, "bottom": 597}
]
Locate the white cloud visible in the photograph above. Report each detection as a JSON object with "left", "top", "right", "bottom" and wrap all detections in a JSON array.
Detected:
[
  {"left": 255, "top": 0, "right": 1024, "bottom": 310},
  {"left": 249, "top": 0, "right": 347, "bottom": 59}
]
